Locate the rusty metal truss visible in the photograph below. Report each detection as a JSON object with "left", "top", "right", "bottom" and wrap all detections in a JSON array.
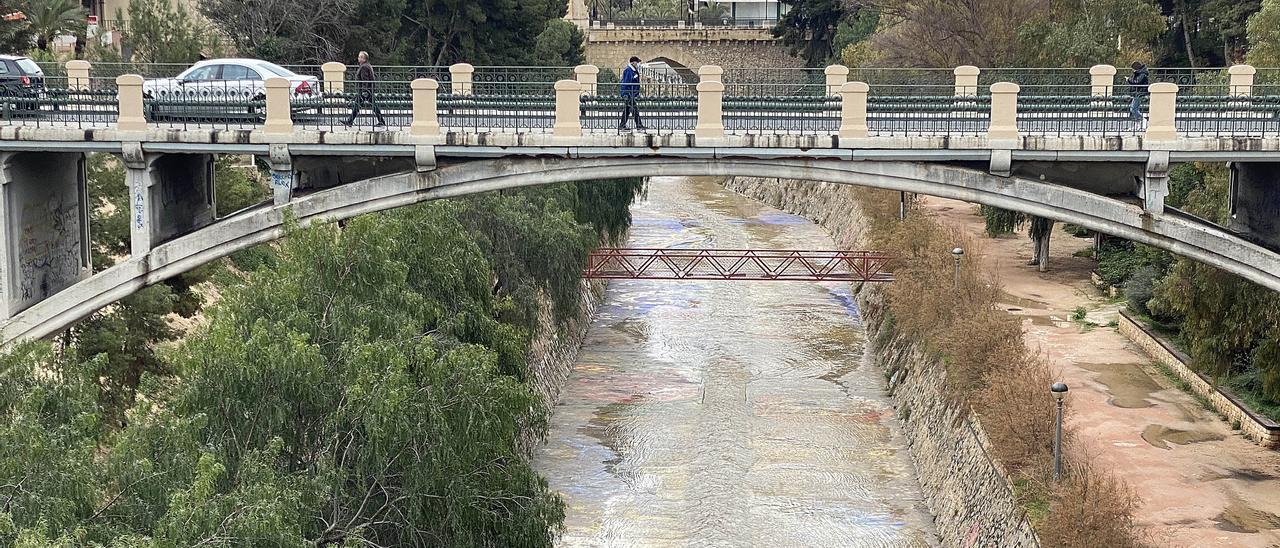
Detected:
[{"left": 582, "top": 248, "right": 894, "bottom": 282}]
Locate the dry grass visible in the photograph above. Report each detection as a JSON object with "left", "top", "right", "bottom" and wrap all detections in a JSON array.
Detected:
[{"left": 857, "top": 192, "right": 1149, "bottom": 548}]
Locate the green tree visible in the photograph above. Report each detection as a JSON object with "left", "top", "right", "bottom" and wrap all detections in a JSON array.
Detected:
[
  {"left": 20, "top": 0, "right": 83, "bottom": 52},
  {"left": 1018, "top": 0, "right": 1165, "bottom": 66},
  {"left": 1247, "top": 0, "right": 1280, "bottom": 67},
  {"left": 0, "top": 2, "right": 34, "bottom": 53},
  {"left": 123, "top": 0, "right": 220, "bottom": 63},
  {"left": 620, "top": 0, "right": 683, "bottom": 19},
  {"left": 774, "top": 0, "right": 847, "bottom": 66},
  {"left": 534, "top": 19, "right": 585, "bottom": 66}
]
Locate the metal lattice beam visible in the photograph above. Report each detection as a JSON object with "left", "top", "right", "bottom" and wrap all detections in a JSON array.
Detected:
[{"left": 582, "top": 248, "right": 894, "bottom": 282}]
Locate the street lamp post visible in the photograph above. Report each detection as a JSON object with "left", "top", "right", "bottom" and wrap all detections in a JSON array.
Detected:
[
  {"left": 950, "top": 247, "right": 964, "bottom": 288},
  {"left": 1051, "top": 382, "right": 1069, "bottom": 482}
]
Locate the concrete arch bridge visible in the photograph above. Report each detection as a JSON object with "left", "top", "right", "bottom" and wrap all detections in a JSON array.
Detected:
[{"left": 2, "top": 61, "right": 1280, "bottom": 343}]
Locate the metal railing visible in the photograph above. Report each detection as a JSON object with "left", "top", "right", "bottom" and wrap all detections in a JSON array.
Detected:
[
  {"left": 584, "top": 83, "right": 695, "bottom": 134},
  {"left": 0, "top": 63, "right": 1278, "bottom": 139},
  {"left": 143, "top": 79, "right": 266, "bottom": 130},
  {"left": 294, "top": 79, "right": 411, "bottom": 131},
  {"left": 440, "top": 81, "right": 557, "bottom": 133},
  {"left": 1016, "top": 87, "right": 1138, "bottom": 137},
  {"left": 0, "top": 76, "right": 119, "bottom": 128},
  {"left": 867, "top": 86, "right": 991, "bottom": 136},
  {"left": 589, "top": 16, "right": 780, "bottom": 28}
]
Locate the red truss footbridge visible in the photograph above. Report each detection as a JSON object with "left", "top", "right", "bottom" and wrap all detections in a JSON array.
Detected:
[{"left": 582, "top": 248, "right": 895, "bottom": 282}]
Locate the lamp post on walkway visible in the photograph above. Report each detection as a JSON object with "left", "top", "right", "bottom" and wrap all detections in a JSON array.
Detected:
[
  {"left": 1051, "top": 382, "right": 1069, "bottom": 482},
  {"left": 950, "top": 247, "right": 964, "bottom": 287}
]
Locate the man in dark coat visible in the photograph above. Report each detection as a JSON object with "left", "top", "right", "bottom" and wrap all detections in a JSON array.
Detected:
[
  {"left": 618, "top": 56, "right": 646, "bottom": 131},
  {"left": 1126, "top": 61, "right": 1149, "bottom": 129},
  {"left": 344, "top": 51, "right": 386, "bottom": 127}
]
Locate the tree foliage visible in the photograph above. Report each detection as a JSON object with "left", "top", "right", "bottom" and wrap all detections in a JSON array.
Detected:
[
  {"left": 20, "top": 0, "right": 83, "bottom": 51},
  {"left": 774, "top": 0, "right": 848, "bottom": 66},
  {"left": 1247, "top": 0, "right": 1280, "bottom": 67},
  {"left": 122, "top": 0, "right": 222, "bottom": 64}
]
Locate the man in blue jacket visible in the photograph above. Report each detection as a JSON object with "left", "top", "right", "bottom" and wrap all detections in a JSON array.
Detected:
[
  {"left": 619, "top": 56, "right": 646, "bottom": 131},
  {"left": 1126, "top": 61, "right": 1149, "bottom": 130}
]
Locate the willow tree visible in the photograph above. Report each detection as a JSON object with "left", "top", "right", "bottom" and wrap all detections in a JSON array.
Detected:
[{"left": 981, "top": 206, "right": 1056, "bottom": 272}]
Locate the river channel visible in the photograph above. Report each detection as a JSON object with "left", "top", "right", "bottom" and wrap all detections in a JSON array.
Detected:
[{"left": 532, "top": 176, "right": 938, "bottom": 546}]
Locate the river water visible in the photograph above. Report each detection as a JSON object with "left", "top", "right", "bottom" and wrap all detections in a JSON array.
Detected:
[{"left": 532, "top": 177, "right": 938, "bottom": 547}]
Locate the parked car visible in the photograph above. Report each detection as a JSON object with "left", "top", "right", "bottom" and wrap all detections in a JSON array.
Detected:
[
  {"left": 142, "top": 59, "right": 320, "bottom": 121},
  {"left": 0, "top": 55, "right": 45, "bottom": 111}
]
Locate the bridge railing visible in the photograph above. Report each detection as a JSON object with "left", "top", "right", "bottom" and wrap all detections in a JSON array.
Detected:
[{"left": 7, "top": 60, "right": 1280, "bottom": 140}]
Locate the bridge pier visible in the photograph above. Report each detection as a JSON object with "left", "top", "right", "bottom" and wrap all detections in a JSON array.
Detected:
[
  {"left": 1143, "top": 151, "right": 1170, "bottom": 216},
  {"left": 122, "top": 145, "right": 215, "bottom": 256},
  {"left": 0, "top": 152, "right": 90, "bottom": 319},
  {"left": 269, "top": 144, "right": 293, "bottom": 205},
  {"left": 1229, "top": 162, "right": 1280, "bottom": 251}
]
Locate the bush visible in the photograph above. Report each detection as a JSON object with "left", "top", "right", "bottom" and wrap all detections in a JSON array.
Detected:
[
  {"left": 1124, "top": 265, "right": 1161, "bottom": 314},
  {"left": 1095, "top": 241, "right": 1142, "bottom": 286}
]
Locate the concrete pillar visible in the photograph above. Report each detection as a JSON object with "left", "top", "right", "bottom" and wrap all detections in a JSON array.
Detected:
[
  {"left": 65, "top": 60, "right": 90, "bottom": 91},
  {"left": 698, "top": 65, "right": 723, "bottom": 84},
  {"left": 1229, "top": 162, "right": 1280, "bottom": 250},
  {"left": 987, "top": 82, "right": 1020, "bottom": 141},
  {"left": 122, "top": 144, "right": 216, "bottom": 256},
  {"left": 696, "top": 80, "right": 725, "bottom": 138},
  {"left": 269, "top": 144, "right": 292, "bottom": 205},
  {"left": 954, "top": 65, "right": 980, "bottom": 96},
  {"left": 839, "top": 81, "right": 869, "bottom": 139},
  {"left": 262, "top": 77, "right": 293, "bottom": 134},
  {"left": 0, "top": 152, "right": 90, "bottom": 319},
  {"left": 1089, "top": 65, "right": 1116, "bottom": 96},
  {"left": 450, "top": 63, "right": 474, "bottom": 96},
  {"left": 1145, "top": 82, "right": 1178, "bottom": 141},
  {"left": 574, "top": 64, "right": 599, "bottom": 96},
  {"left": 411, "top": 78, "right": 441, "bottom": 136},
  {"left": 321, "top": 62, "right": 346, "bottom": 94},
  {"left": 553, "top": 80, "right": 583, "bottom": 138},
  {"left": 1229, "top": 64, "right": 1256, "bottom": 97},
  {"left": 116, "top": 74, "right": 147, "bottom": 132},
  {"left": 825, "top": 65, "right": 849, "bottom": 96},
  {"left": 1142, "top": 151, "right": 1170, "bottom": 215}
]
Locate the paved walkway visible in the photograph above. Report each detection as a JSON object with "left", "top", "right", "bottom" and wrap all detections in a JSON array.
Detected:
[{"left": 923, "top": 197, "right": 1280, "bottom": 548}]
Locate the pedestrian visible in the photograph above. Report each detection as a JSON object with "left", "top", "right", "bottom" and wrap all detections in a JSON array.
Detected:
[
  {"left": 1126, "top": 61, "right": 1149, "bottom": 130},
  {"left": 619, "top": 56, "right": 646, "bottom": 131},
  {"left": 344, "top": 51, "right": 386, "bottom": 128}
]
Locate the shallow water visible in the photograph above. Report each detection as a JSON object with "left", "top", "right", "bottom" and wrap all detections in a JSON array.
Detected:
[{"left": 532, "top": 177, "right": 938, "bottom": 547}]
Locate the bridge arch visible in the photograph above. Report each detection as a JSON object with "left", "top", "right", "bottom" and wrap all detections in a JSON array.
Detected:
[{"left": 5, "top": 156, "right": 1277, "bottom": 342}]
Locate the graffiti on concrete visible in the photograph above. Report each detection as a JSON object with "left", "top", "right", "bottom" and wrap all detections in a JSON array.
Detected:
[{"left": 18, "top": 190, "right": 83, "bottom": 303}]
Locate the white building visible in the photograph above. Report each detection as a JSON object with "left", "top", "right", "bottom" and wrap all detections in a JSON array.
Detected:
[{"left": 705, "top": 0, "right": 789, "bottom": 23}]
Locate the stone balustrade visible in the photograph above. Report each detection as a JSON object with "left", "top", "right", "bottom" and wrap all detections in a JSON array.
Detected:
[{"left": 35, "top": 59, "right": 1272, "bottom": 143}]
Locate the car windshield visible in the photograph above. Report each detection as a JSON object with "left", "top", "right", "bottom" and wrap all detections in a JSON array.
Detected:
[
  {"left": 15, "top": 58, "right": 42, "bottom": 75},
  {"left": 256, "top": 62, "right": 295, "bottom": 78}
]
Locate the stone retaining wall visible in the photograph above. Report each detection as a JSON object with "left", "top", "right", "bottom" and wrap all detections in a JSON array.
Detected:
[
  {"left": 1117, "top": 310, "right": 1280, "bottom": 448},
  {"left": 724, "top": 177, "right": 1041, "bottom": 547}
]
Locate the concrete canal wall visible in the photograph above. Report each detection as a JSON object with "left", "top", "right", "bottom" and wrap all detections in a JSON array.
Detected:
[{"left": 724, "top": 177, "right": 1041, "bottom": 547}]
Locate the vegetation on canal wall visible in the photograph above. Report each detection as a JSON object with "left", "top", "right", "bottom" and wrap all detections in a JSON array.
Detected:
[
  {"left": 1090, "top": 163, "right": 1280, "bottom": 424},
  {"left": 725, "top": 177, "right": 1147, "bottom": 548},
  {"left": 0, "top": 150, "right": 642, "bottom": 545}
]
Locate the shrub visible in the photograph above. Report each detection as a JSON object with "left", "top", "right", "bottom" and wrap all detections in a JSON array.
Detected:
[{"left": 1124, "top": 265, "right": 1161, "bottom": 314}]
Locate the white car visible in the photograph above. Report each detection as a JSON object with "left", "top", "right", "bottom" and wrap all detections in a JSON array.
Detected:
[{"left": 142, "top": 58, "right": 320, "bottom": 120}]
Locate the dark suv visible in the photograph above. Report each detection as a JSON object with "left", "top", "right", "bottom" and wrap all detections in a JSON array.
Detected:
[{"left": 0, "top": 55, "right": 45, "bottom": 110}]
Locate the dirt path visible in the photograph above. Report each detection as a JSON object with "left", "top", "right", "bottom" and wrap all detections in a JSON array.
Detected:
[{"left": 921, "top": 197, "right": 1280, "bottom": 548}]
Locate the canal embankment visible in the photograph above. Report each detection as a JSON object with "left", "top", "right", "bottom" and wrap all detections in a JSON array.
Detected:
[{"left": 726, "top": 175, "right": 1280, "bottom": 547}]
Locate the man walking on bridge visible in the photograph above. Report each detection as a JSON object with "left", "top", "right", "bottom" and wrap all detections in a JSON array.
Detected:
[
  {"left": 1126, "top": 61, "right": 1149, "bottom": 130},
  {"left": 343, "top": 51, "right": 386, "bottom": 128},
  {"left": 619, "top": 56, "right": 646, "bottom": 131}
]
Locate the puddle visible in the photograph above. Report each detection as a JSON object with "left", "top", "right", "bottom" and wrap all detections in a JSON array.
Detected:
[
  {"left": 1141, "top": 424, "right": 1225, "bottom": 449},
  {"left": 1077, "top": 362, "right": 1162, "bottom": 409},
  {"left": 998, "top": 291, "right": 1049, "bottom": 310},
  {"left": 1214, "top": 496, "right": 1280, "bottom": 533}
]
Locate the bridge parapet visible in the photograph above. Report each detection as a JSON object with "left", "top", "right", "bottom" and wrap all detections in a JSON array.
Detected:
[{"left": 1, "top": 60, "right": 1278, "bottom": 152}]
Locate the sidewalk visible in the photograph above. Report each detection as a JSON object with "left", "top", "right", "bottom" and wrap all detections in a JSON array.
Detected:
[{"left": 921, "top": 197, "right": 1280, "bottom": 547}]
